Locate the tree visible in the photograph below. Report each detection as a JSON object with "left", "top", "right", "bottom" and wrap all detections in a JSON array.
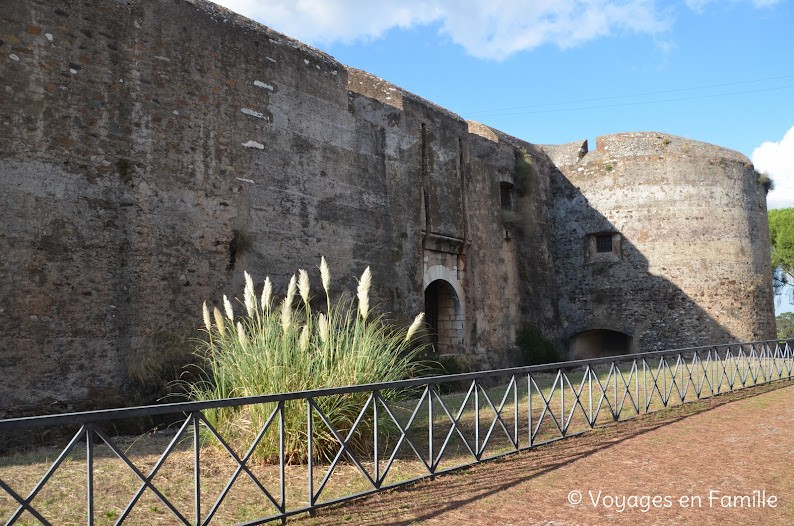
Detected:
[
  {"left": 767, "top": 208, "right": 794, "bottom": 298},
  {"left": 776, "top": 312, "right": 794, "bottom": 340}
]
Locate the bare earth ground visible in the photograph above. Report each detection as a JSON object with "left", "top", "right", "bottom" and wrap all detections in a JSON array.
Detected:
[{"left": 294, "top": 381, "right": 794, "bottom": 526}]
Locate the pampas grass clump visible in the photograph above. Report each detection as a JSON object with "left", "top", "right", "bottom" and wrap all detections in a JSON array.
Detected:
[{"left": 186, "top": 258, "right": 427, "bottom": 464}]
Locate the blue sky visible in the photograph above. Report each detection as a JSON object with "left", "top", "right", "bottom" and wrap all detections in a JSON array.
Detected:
[{"left": 216, "top": 0, "right": 793, "bottom": 207}]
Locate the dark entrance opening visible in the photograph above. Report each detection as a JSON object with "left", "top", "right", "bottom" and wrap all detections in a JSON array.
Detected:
[
  {"left": 570, "top": 329, "right": 632, "bottom": 360},
  {"left": 424, "top": 279, "right": 462, "bottom": 355}
]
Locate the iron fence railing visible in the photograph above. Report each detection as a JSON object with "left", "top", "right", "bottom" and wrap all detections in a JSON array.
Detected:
[{"left": 1, "top": 340, "right": 792, "bottom": 525}]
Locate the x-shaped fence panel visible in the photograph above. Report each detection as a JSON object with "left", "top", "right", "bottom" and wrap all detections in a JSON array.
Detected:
[{"left": 1, "top": 340, "right": 792, "bottom": 525}]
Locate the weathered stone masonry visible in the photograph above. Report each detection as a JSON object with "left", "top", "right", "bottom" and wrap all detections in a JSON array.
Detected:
[
  {"left": 0, "top": 0, "right": 775, "bottom": 414},
  {"left": 543, "top": 134, "right": 775, "bottom": 358}
]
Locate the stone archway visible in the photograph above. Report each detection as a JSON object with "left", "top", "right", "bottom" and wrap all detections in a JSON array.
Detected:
[
  {"left": 570, "top": 329, "right": 633, "bottom": 360},
  {"left": 424, "top": 278, "right": 464, "bottom": 355}
]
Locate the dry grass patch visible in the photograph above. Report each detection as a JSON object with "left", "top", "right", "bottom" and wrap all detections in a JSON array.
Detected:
[{"left": 1, "top": 359, "right": 786, "bottom": 524}]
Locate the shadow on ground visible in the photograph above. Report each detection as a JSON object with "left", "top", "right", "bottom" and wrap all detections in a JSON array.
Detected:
[{"left": 294, "top": 380, "right": 794, "bottom": 525}]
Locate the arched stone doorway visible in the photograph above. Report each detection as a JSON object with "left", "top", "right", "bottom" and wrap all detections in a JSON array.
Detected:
[
  {"left": 570, "top": 329, "right": 632, "bottom": 360},
  {"left": 424, "top": 279, "right": 463, "bottom": 355}
]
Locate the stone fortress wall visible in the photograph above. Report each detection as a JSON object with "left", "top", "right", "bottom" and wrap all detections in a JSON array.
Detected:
[
  {"left": 0, "top": 0, "right": 775, "bottom": 415},
  {"left": 543, "top": 134, "right": 775, "bottom": 358}
]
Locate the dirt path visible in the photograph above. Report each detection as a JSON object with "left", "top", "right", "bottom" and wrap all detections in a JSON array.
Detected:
[{"left": 294, "top": 381, "right": 794, "bottom": 526}]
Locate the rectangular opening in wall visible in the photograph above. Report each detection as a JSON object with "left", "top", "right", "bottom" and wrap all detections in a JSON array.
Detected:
[
  {"left": 596, "top": 234, "right": 613, "bottom": 253},
  {"left": 500, "top": 182, "right": 514, "bottom": 210},
  {"left": 584, "top": 232, "right": 622, "bottom": 264}
]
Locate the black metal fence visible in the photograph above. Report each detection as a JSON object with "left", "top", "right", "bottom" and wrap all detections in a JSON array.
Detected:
[{"left": 1, "top": 340, "right": 792, "bottom": 525}]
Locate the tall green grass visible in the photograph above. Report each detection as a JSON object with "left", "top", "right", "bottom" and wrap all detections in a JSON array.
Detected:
[{"left": 186, "top": 258, "right": 428, "bottom": 463}]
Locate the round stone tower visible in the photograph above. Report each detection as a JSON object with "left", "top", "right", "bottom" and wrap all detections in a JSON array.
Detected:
[{"left": 544, "top": 132, "right": 776, "bottom": 358}]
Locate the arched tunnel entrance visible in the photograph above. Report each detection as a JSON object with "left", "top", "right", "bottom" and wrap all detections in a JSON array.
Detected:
[
  {"left": 570, "top": 329, "right": 633, "bottom": 360},
  {"left": 424, "top": 279, "right": 463, "bottom": 355}
]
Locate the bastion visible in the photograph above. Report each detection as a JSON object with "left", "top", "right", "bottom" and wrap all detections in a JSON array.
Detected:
[
  {"left": 0, "top": 0, "right": 775, "bottom": 415},
  {"left": 543, "top": 133, "right": 774, "bottom": 358}
]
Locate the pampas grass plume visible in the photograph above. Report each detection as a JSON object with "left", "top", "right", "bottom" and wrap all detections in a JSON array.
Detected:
[
  {"left": 261, "top": 277, "right": 273, "bottom": 311},
  {"left": 299, "top": 325, "right": 309, "bottom": 351},
  {"left": 298, "top": 269, "right": 310, "bottom": 304},
  {"left": 223, "top": 295, "right": 234, "bottom": 321},
  {"left": 406, "top": 312, "right": 425, "bottom": 341},
  {"left": 202, "top": 301, "right": 212, "bottom": 333},
  {"left": 286, "top": 275, "right": 297, "bottom": 307},
  {"left": 357, "top": 266, "right": 372, "bottom": 320},
  {"left": 213, "top": 307, "right": 226, "bottom": 337},
  {"left": 318, "top": 313, "right": 329, "bottom": 344},
  {"left": 244, "top": 271, "right": 256, "bottom": 316},
  {"left": 280, "top": 297, "right": 291, "bottom": 333},
  {"left": 320, "top": 257, "right": 330, "bottom": 295},
  {"left": 237, "top": 321, "right": 246, "bottom": 346}
]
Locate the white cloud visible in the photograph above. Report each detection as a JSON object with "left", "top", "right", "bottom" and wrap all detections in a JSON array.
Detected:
[
  {"left": 435, "top": 0, "right": 668, "bottom": 59},
  {"left": 214, "top": 0, "right": 670, "bottom": 60},
  {"left": 685, "top": 0, "right": 780, "bottom": 12},
  {"left": 215, "top": 0, "right": 441, "bottom": 45},
  {"left": 753, "top": 126, "right": 794, "bottom": 210},
  {"left": 214, "top": 0, "right": 780, "bottom": 60}
]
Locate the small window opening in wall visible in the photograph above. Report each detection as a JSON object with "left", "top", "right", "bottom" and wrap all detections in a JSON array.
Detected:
[
  {"left": 596, "top": 234, "right": 613, "bottom": 253},
  {"left": 500, "top": 182, "right": 513, "bottom": 210},
  {"left": 586, "top": 232, "right": 621, "bottom": 263}
]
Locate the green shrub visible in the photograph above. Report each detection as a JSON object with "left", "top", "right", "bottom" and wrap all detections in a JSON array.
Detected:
[
  {"left": 516, "top": 325, "right": 561, "bottom": 365},
  {"left": 417, "top": 349, "right": 472, "bottom": 393},
  {"left": 514, "top": 148, "right": 534, "bottom": 196},
  {"left": 185, "top": 258, "right": 428, "bottom": 464},
  {"left": 777, "top": 312, "right": 794, "bottom": 340},
  {"left": 758, "top": 171, "right": 774, "bottom": 193},
  {"left": 126, "top": 329, "right": 194, "bottom": 401}
]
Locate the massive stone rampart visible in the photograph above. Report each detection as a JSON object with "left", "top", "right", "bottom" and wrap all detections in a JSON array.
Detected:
[
  {"left": 544, "top": 132, "right": 775, "bottom": 355},
  {"left": 0, "top": 0, "right": 558, "bottom": 413},
  {"left": 0, "top": 0, "right": 775, "bottom": 414}
]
